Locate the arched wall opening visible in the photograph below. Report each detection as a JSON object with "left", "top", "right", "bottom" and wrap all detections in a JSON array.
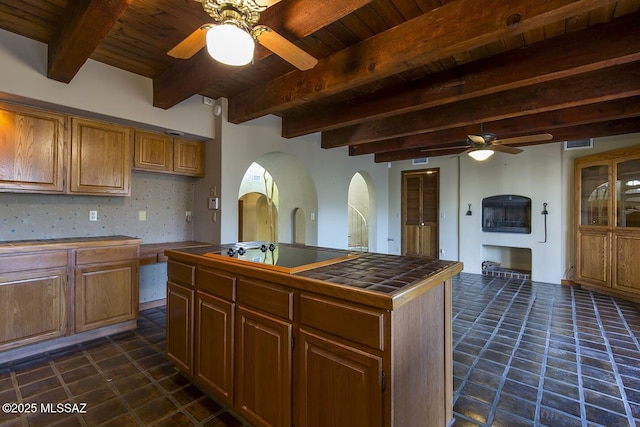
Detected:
[{"left": 237, "top": 153, "right": 318, "bottom": 245}]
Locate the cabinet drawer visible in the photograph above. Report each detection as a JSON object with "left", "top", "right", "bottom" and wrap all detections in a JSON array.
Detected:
[
  {"left": 300, "top": 294, "right": 385, "bottom": 351},
  {"left": 197, "top": 268, "right": 236, "bottom": 301},
  {"left": 168, "top": 260, "right": 195, "bottom": 287},
  {"left": 237, "top": 279, "right": 293, "bottom": 320},
  {"left": 76, "top": 245, "right": 138, "bottom": 265},
  {"left": 0, "top": 251, "right": 68, "bottom": 274}
]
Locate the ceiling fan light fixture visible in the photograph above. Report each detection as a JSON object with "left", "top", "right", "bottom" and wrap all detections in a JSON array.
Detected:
[
  {"left": 468, "top": 149, "right": 494, "bottom": 161},
  {"left": 206, "top": 22, "right": 255, "bottom": 66}
]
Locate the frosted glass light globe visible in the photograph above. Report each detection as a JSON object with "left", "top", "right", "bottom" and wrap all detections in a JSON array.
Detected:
[{"left": 206, "top": 24, "right": 255, "bottom": 66}]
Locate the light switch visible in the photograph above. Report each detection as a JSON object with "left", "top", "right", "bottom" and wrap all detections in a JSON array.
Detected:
[{"left": 138, "top": 211, "right": 147, "bottom": 221}]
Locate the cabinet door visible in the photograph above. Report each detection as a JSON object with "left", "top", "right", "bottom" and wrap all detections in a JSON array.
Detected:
[
  {"left": 173, "top": 138, "right": 204, "bottom": 177},
  {"left": 75, "top": 261, "right": 137, "bottom": 332},
  {"left": 235, "top": 306, "right": 291, "bottom": 427},
  {"left": 0, "top": 269, "right": 67, "bottom": 351},
  {"left": 0, "top": 103, "right": 65, "bottom": 193},
  {"left": 612, "top": 234, "right": 640, "bottom": 293},
  {"left": 70, "top": 117, "right": 131, "bottom": 195},
  {"left": 575, "top": 230, "right": 609, "bottom": 287},
  {"left": 195, "top": 291, "right": 234, "bottom": 406},
  {"left": 297, "top": 329, "right": 383, "bottom": 427},
  {"left": 133, "top": 131, "right": 173, "bottom": 172},
  {"left": 167, "top": 281, "right": 194, "bottom": 376}
]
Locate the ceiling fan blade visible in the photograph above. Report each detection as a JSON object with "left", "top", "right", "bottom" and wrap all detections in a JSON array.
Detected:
[
  {"left": 421, "top": 145, "right": 468, "bottom": 152},
  {"left": 256, "top": 0, "right": 282, "bottom": 6},
  {"left": 494, "top": 133, "right": 553, "bottom": 145},
  {"left": 467, "top": 134, "right": 486, "bottom": 144},
  {"left": 255, "top": 25, "right": 318, "bottom": 71},
  {"left": 168, "top": 25, "right": 210, "bottom": 59},
  {"left": 493, "top": 145, "right": 523, "bottom": 154}
]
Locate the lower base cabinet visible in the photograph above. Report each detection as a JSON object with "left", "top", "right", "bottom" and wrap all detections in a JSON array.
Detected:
[
  {"left": 0, "top": 237, "right": 141, "bottom": 363},
  {"left": 166, "top": 281, "right": 194, "bottom": 376},
  {"left": 297, "top": 329, "right": 383, "bottom": 427},
  {"left": 235, "top": 306, "right": 292, "bottom": 427},
  {"left": 0, "top": 267, "right": 67, "bottom": 351},
  {"left": 195, "top": 291, "right": 234, "bottom": 406}
]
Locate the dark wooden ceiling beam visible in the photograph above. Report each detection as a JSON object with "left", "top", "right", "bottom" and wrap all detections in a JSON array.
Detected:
[
  {"left": 47, "top": 0, "right": 133, "bottom": 83},
  {"left": 349, "top": 97, "right": 640, "bottom": 156},
  {"left": 152, "top": 0, "right": 373, "bottom": 109},
  {"left": 228, "top": 0, "right": 617, "bottom": 123},
  {"left": 373, "top": 117, "right": 640, "bottom": 163},
  {"left": 283, "top": 12, "right": 640, "bottom": 138},
  {"left": 322, "top": 62, "right": 640, "bottom": 147}
]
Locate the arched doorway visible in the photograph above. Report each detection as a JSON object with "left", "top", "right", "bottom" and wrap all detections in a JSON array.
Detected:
[
  {"left": 238, "top": 163, "right": 279, "bottom": 242},
  {"left": 348, "top": 172, "right": 370, "bottom": 252}
]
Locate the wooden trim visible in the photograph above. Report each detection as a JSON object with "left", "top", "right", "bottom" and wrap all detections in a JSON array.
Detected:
[
  {"left": 0, "top": 320, "right": 136, "bottom": 365},
  {"left": 140, "top": 298, "right": 166, "bottom": 311}
]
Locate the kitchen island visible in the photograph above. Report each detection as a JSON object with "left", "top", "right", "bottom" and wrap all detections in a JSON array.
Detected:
[{"left": 165, "top": 242, "right": 463, "bottom": 427}]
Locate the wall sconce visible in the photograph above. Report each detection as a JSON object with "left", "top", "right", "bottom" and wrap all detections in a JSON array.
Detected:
[{"left": 466, "top": 204, "right": 472, "bottom": 216}]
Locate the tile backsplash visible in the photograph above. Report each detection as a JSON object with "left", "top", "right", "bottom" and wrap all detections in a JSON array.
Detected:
[{"left": 1, "top": 171, "right": 196, "bottom": 244}]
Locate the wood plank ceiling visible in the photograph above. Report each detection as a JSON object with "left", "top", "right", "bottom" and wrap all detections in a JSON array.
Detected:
[{"left": 1, "top": 0, "right": 639, "bottom": 161}]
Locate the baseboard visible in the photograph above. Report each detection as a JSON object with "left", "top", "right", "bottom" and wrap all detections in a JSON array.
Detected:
[
  {"left": 140, "top": 298, "right": 166, "bottom": 311},
  {"left": 0, "top": 320, "right": 137, "bottom": 365}
]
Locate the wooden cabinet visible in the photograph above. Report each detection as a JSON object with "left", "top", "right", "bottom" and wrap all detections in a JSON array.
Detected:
[
  {"left": 164, "top": 249, "right": 458, "bottom": 427},
  {"left": 195, "top": 268, "right": 235, "bottom": 406},
  {"left": 574, "top": 145, "right": 640, "bottom": 301},
  {"left": 166, "top": 260, "right": 196, "bottom": 375},
  {"left": 70, "top": 117, "right": 131, "bottom": 195},
  {"left": 0, "top": 102, "right": 65, "bottom": 193},
  {"left": 173, "top": 138, "right": 204, "bottom": 176},
  {"left": 0, "top": 251, "right": 68, "bottom": 351},
  {"left": 167, "top": 281, "right": 194, "bottom": 375},
  {"left": 297, "top": 293, "right": 384, "bottom": 427},
  {"left": 134, "top": 130, "right": 205, "bottom": 177},
  {"left": 74, "top": 245, "right": 139, "bottom": 333},
  {"left": 0, "top": 237, "right": 141, "bottom": 363},
  {"left": 133, "top": 131, "right": 173, "bottom": 172},
  {"left": 298, "top": 330, "right": 383, "bottom": 427},
  {"left": 235, "top": 279, "right": 292, "bottom": 427}
]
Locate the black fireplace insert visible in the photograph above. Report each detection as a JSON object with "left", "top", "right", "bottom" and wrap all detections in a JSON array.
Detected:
[{"left": 482, "top": 195, "right": 531, "bottom": 233}]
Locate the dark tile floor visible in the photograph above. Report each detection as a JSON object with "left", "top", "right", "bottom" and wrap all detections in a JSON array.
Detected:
[
  {"left": 452, "top": 273, "right": 640, "bottom": 427},
  {"left": 0, "top": 273, "right": 638, "bottom": 426}
]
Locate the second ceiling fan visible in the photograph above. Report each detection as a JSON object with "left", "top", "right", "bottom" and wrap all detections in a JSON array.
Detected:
[{"left": 168, "top": 0, "right": 318, "bottom": 70}]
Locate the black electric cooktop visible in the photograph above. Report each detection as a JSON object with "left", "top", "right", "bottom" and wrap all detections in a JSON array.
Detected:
[{"left": 203, "top": 242, "right": 355, "bottom": 273}]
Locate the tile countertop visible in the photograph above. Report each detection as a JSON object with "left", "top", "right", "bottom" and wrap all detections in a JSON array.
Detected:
[
  {"left": 0, "top": 235, "right": 143, "bottom": 254},
  {"left": 166, "top": 243, "right": 463, "bottom": 309}
]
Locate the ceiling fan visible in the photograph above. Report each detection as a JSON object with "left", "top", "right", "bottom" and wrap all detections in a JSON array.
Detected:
[
  {"left": 168, "top": 0, "right": 318, "bottom": 70},
  {"left": 420, "top": 128, "right": 553, "bottom": 160},
  {"left": 464, "top": 131, "right": 553, "bottom": 160}
]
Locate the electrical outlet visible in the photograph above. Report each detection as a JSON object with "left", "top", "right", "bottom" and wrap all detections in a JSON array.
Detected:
[
  {"left": 89, "top": 210, "right": 98, "bottom": 221},
  {"left": 138, "top": 210, "right": 147, "bottom": 221}
]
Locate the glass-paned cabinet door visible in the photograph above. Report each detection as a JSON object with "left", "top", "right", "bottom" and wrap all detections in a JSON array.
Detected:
[
  {"left": 580, "top": 164, "right": 609, "bottom": 226},
  {"left": 616, "top": 158, "right": 640, "bottom": 228}
]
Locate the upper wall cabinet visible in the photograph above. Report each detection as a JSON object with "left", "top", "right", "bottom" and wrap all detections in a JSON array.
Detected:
[
  {"left": 70, "top": 117, "right": 131, "bottom": 196},
  {"left": 134, "top": 131, "right": 204, "bottom": 177},
  {"left": 174, "top": 138, "right": 205, "bottom": 177},
  {"left": 0, "top": 102, "right": 66, "bottom": 193}
]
